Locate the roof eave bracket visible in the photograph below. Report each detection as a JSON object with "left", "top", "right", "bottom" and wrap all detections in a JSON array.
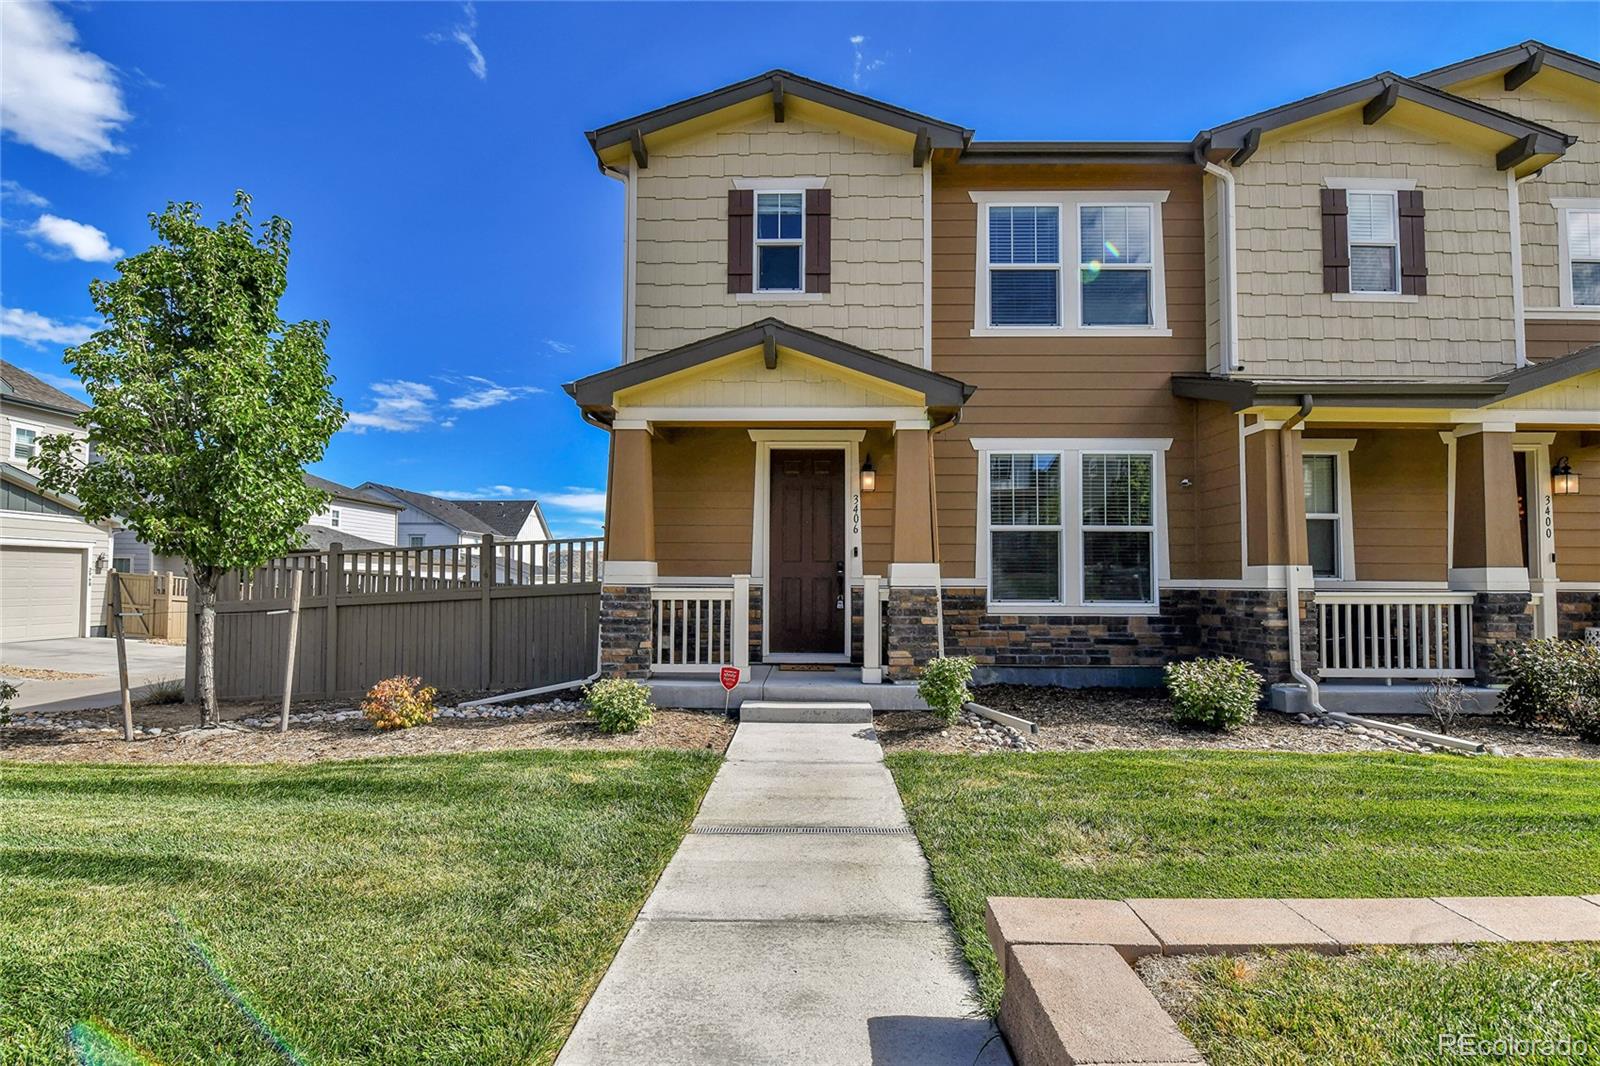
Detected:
[
  {"left": 762, "top": 328, "right": 778, "bottom": 370},
  {"left": 630, "top": 128, "right": 648, "bottom": 170},
  {"left": 772, "top": 77, "right": 785, "bottom": 123},
  {"left": 913, "top": 126, "right": 931, "bottom": 168},
  {"left": 1497, "top": 133, "right": 1538, "bottom": 172},
  {"left": 1505, "top": 49, "right": 1545, "bottom": 91},
  {"left": 1229, "top": 127, "right": 1261, "bottom": 167},
  {"left": 1363, "top": 81, "right": 1400, "bottom": 125}
]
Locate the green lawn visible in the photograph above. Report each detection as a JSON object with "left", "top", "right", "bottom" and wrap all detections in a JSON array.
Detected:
[
  {"left": 0, "top": 749, "right": 721, "bottom": 1065},
  {"left": 1156, "top": 944, "right": 1600, "bottom": 1066},
  {"left": 885, "top": 750, "right": 1600, "bottom": 1014}
]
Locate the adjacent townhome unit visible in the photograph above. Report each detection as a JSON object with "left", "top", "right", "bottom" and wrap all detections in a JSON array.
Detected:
[
  {"left": 0, "top": 361, "right": 119, "bottom": 642},
  {"left": 569, "top": 44, "right": 1598, "bottom": 698},
  {"left": 357, "top": 484, "right": 552, "bottom": 547}
]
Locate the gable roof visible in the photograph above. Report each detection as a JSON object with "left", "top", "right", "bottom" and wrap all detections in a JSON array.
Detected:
[
  {"left": 302, "top": 471, "right": 404, "bottom": 510},
  {"left": 1415, "top": 40, "right": 1600, "bottom": 91},
  {"left": 294, "top": 524, "right": 390, "bottom": 552},
  {"left": 1198, "top": 71, "right": 1574, "bottom": 170},
  {"left": 587, "top": 69, "right": 970, "bottom": 169},
  {"left": 564, "top": 318, "right": 975, "bottom": 412},
  {"left": 0, "top": 361, "right": 89, "bottom": 417},
  {"left": 1486, "top": 343, "right": 1600, "bottom": 404},
  {"left": 357, "top": 483, "right": 546, "bottom": 538},
  {"left": 451, "top": 499, "right": 548, "bottom": 538}
]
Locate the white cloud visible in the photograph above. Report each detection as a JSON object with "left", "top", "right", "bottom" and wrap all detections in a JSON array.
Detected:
[
  {"left": 28, "top": 213, "right": 123, "bottom": 262},
  {"left": 447, "top": 374, "right": 542, "bottom": 411},
  {"left": 345, "top": 380, "right": 438, "bottom": 433},
  {"left": 543, "top": 338, "right": 575, "bottom": 355},
  {"left": 849, "top": 34, "right": 887, "bottom": 88},
  {"left": 1, "top": 179, "right": 48, "bottom": 207},
  {"left": 0, "top": 305, "right": 95, "bottom": 347},
  {"left": 428, "top": 484, "right": 535, "bottom": 500},
  {"left": 538, "top": 487, "right": 607, "bottom": 514},
  {"left": 429, "top": 2, "right": 487, "bottom": 81},
  {"left": 0, "top": 2, "right": 130, "bottom": 169}
]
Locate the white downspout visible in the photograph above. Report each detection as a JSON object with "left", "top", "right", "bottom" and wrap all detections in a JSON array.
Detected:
[
  {"left": 1203, "top": 162, "right": 1240, "bottom": 374},
  {"left": 1507, "top": 169, "right": 1539, "bottom": 368},
  {"left": 1279, "top": 395, "right": 1325, "bottom": 715}
]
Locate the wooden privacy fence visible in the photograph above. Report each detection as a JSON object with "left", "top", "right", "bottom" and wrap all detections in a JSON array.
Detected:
[
  {"left": 187, "top": 535, "right": 604, "bottom": 701},
  {"left": 102, "top": 570, "right": 189, "bottom": 641}
]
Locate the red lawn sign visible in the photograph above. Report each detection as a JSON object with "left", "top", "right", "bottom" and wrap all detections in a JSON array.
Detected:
[{"left": 720, "top": 666, "right": 740, "bottom": 691}]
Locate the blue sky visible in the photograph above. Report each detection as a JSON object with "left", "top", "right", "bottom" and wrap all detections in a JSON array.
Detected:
[{"left": 2, "top": 2, "right": 1593, "bottom": 536}]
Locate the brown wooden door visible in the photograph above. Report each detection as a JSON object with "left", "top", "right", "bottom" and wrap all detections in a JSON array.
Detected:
[{"left": 769, "top": 450, "right": 845, "bottom": 654}]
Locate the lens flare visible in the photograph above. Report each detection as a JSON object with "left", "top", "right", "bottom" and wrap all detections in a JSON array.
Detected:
[
  {"left": 169, "top": 909, "right": 306, "bottom": 1065},
  {"left": 1081, "top": 261, "right": 1103, "bottom": 282},
  {"left": 1103, "top": 240, "right": 1120, "bottom": 261},
  {"left": 66, "top": 1022, "right": 151, "bottom": 1066}
]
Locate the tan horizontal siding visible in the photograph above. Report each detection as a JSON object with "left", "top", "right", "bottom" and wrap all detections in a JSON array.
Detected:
[
  {"left": 1194, "top": 402, "right": 1242, "bottom": 578},
  {"left": 929, "top": 162, "right": 1215, "bottom": 580},
  {"left": 1526, "top": 319, "right": 1600, "bottom": 362},
  {"left": 1309, "top": 429, "right": 1449, "bottom": 583},
  {"left": 652, "top": 429, "right": 755, "bottom": 577},
  {"left": 1554, "top": 431, "right": 1600, "bottom": 584}
]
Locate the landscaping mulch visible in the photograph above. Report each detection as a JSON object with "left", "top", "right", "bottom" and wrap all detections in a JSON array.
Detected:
[
  {"left": 1, "top": 701, "right": 735, "bottom": 765},
  {"left": 0, "top": 665, "right": 100, "bottom": 681},
  {"left": 873, "top": 685, "right": 1600, "bottom": 759}
]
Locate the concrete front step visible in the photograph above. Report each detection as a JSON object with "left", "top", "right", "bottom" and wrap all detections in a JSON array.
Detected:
[{"left": 739, "top": 700, "right": 873, "bottom": 724}]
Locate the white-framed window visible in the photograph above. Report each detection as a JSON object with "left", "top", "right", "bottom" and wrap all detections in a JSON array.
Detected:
[
  {"left": 1079, "top": 204, "right": 1154, "bottom": 327},
  {"left": 1302, "top": 440, "right": 1357, "bottom": 581},
  {"left": 113, "top": 556, "right": 133, "bottom": 573},
  {"left": 409, "top": 535, "right": 425, "bottom": 548},
  {"left": 1556, "top": 200, "right": 1600, "bottom": 308},
  {"left": 754, "top": 190, "right": 804, "bottom": 293},
  {"left": 1347, "top": 190, "right": 1400, "bottom": 294},
  {"left": 975, "top": 437, "right": 1171, "bottom": 613},
  {"left": 971, "top": 191, "right": 1169, "bottom": 336},
  {"left": 986, "top": 204, "right": 1061, "bottom": 327},
  {"left": 11, "top": 424, "right": 39, "bottom": 461},
  {"left": 330, "top": 508, "right": 341, "bottom": 528}
]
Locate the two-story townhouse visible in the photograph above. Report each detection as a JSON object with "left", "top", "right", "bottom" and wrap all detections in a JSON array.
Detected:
[
  {"left": 568, "top": 47, "right": 1599, "bottom": 705},
  {"left": 0, "top": 361, "right": 119, "bottom": 641},
  {"left": 357, "top": 484, "right": 551, "bottom": 547}
]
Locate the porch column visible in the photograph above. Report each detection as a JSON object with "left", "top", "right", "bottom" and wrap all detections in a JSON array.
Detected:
[
  {"left": 1243, "top": 427, "right": 1308, "bottom": 571},
  {"left": 1449, "top": 425, "right": 1532, "bottom": 684},
  {"left": 600, "top": 426, "right": 656, "bottom": 678},
  {"left": 886, "top": 423, "right": 941, "bottom": 681},
  {"left": 1235, "top": 425, "right": 1313, "bottom": 682}
]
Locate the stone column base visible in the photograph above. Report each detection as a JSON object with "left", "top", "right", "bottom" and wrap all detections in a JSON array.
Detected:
[
  {"left": 1556, "top": 590, "right": 1600, "bottom": 643},
  {"left": 1471, "top": 592, "right": 1533, "bottom": 685},
  {"left": 599, "top": 585, "right": 653, "bottom": 679},
  {"left": 886, "top": 586, "right": 940, "bottom": 682},
  {"left": 1196, "top": 588, "right": 1317, "bottom": 685}
]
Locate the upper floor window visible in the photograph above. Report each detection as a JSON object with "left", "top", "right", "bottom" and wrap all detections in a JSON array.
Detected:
[
  {"left": 755, "top": 191, "right": 804, "bottom": 293},
  {"left": 330, "top": 508, "right": 341, "bottom": 528},
  {"left": 12, "top": 425, "right": 39, "bottom": 461},
  {"left": 1558, "top": 202, "right": 1600, "bottom": 308},
  {"left": 1347, "top": 191, "right": 1400, "bottom": 294},
  {"left": 409, "top": 535, "right": 425, "bottom": 548},
  {"left": 972, "top": 192, "right": 1169, "bottom": 336},
  {"left": 1080, "top": 205, "right": 1154, "bottom": 326}
]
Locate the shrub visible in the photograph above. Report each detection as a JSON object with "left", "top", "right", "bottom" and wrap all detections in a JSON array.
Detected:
[
  {"left": 1421, "top": 677, "right": 1467, "bottom": 735},
  {"left": 1495, "top": 638, "right": 1600, "bottom": 728},
  {"left": 1165, "top": 657, "right": 1263, "bottom": 732},
  {"left": 0, "top": 680, "right": 18, "bottom": 726},
  {"left": 139, "top": 677, "right": 185, "bottom": 706},
  {"left": 1567, "top": 693, "right": 1600, "bottom": 743},
  {"left": 918, "top": 656, "right": 975, "bottom": 726},
  {"left": 585, "top": 678, "right": 653, "bottom": 735},
  {"left": 361, "top": 675, "right": 438, "bottom": 730}
]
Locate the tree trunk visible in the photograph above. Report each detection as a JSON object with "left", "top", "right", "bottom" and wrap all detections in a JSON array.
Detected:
[{"left": 196, "top": 571, "right": 220, "bottom": 728}]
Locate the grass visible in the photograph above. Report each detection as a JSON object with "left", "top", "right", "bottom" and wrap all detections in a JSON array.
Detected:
[
  {"left": 1, "top": 749, "right": 721, "bottom": 1065},
  {"left": 885, "top": 750, "right": 1600, "bottom": 1014},
  {"left": 1156, "top": 944, "right": 1600, "bottom": 1065}
]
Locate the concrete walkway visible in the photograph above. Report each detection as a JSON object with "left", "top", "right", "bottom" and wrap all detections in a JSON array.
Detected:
[
  {"left": 1, "top": 637, "right": 187, "bottom": 714},
  {"left": 557, "top": 722, "right": 1011, "bottom": 1066}
]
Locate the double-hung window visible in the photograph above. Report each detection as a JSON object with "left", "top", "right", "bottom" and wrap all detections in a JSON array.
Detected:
[
  {"left": 755, "top": 191, "right": 804, "bottom": 293},
  {"left": 1560, "top": 203, "right": 1600, "bottom": 307},
  {"left": 981, "top": 441, "right": 1167, "bottom": 611},
  {"left": 986, "top": 205, "right": 1061, "bottom": 327},
  {"left": 1079, "top": 205, "right": 1154, "bottom": 326},
  {"left": 11, "top": 425, "right": 39, "bottom": 461},
  {"left": 1347, "top": 191, "right": 1400, "bottom": 294},
  {"left": 1303, "top": 455, "right": 1341, "bottom": 578},
  {"left": 330, "top": 508, "right": 341, "bottom": 528}
]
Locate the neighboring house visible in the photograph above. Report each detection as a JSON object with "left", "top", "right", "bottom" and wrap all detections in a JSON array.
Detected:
[
  {"left": 0, "top": 361, "right": 118, "bottom": 641},
  {"left": 112, "top": 473, "right": 404, "bottom": 570},
  {"left": 567, "top": 43, "right": 1600, "bottom": 692},
  {"left": 357, "top": 484, "right": 551, "bottom": 546}
]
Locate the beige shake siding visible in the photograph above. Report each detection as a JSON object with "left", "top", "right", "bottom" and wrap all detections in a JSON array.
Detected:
[
  {"left": 632, "top": 115, "right": 924, "bottom": 364},
  {"left": 1232, "top": 112, "right": 1516, "bottom": 380}
]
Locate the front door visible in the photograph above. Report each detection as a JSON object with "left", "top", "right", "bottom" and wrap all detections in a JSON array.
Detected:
[{"left": 768, "top": 450, "right": 845, "bottom": 655}]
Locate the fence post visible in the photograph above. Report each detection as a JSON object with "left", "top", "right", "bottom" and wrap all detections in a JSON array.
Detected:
[
  {"left": 279, "top": 569, "right": 304, "bottom": 732},
  {"left": 479, "top": 534, "right": 496, "bottom": 689},
  {"left": 862, "top": 574, "right": 883, "bottom": 684},
  {"left": 732, "top": 574, "right": 751, "bottom": 675},
  {"left": 324, "top": 542, "right": 342, "bottom": 697},
  {"left": 110, "top": 573, "right": 135, "bottom": 741}
]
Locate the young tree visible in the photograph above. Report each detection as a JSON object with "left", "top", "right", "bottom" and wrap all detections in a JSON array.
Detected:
[{"left": 36, "top": 191, "right": 346, "bottom": 727}]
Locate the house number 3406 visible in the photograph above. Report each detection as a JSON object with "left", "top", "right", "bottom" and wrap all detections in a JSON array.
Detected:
[{"left": 852, "top": 493, "right": 861, "bottom": 535}]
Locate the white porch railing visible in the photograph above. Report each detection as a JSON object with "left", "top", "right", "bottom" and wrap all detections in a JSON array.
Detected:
[
  {"left": 1317, "top": 592, "right": 1475, "bottom": 679},
  {"left": 650, "top": 578, "right": 751, "bottom": 675}
]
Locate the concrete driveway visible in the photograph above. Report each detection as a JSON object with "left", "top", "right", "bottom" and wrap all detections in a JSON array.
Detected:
[{"left": 1, "top": 637, "right": 187, "bottom": 714}]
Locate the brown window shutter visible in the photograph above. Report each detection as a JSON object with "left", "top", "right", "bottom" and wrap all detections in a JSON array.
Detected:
[
  {"left": 1320, "top": 188, "right": 1349, "bottom": 293},
  {"left": 1398, "top": 190, "right": 1427, "bottom": 296},
  {"left": 727, "top": 189, "right": 754, "bottom": 294},
  {"left": 805, "top": 188, "right": 832, "bottom": 293}
]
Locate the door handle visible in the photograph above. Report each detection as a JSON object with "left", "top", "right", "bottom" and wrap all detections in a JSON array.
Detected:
[{"left": 835, "top": 562, "right": 846, "bottom": 610}]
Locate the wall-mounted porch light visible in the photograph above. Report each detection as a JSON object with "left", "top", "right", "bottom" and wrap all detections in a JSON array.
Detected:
[
  {"left": 860, "top": 455, "right": 876, "bottom": 493},
  {"left": 1552, "top": 456, "right": 1580, "bottom": 495}
]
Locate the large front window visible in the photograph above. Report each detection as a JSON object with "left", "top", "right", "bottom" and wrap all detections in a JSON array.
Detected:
[
  {"left": 984, "top": 444, "right": 1163, "bottom": 610},
  {"left": 755, "top": 191, "right": 804, "bottom": 292},
  {"left": 1079, "top": 205, "right": 1153, "bottom": 326},
  {"left": 986, "top": 205, "right": 1061, "bottom": 327},
  {"left": 1348, "top": 191, "right": 1400, "bottom": 294}
]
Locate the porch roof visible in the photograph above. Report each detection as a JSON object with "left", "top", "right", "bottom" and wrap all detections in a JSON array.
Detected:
[{"left": 564, "top": 319, "right": 976, "bottom": 416}]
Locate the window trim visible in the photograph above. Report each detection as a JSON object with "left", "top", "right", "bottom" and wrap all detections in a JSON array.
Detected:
[
  {"left": 11, "top": 422, "right": 41, "bottom": 462},
  {"left": 1554, "top": 198, "right": 1600, "bottom": 310},
  {"left": 972, "top": 436, "right": 1172, "bottom": 615},
  {"left": 753, "top": 189, "right": 805, "bottom": 294},
  {"left": 330, "top": 507, "right": 341, "bottom": 528},
  {"left": 1078, "top": 449, "right": 1159, "bottom": 606},
  {"left": 1346, "top": 189, "right": 1401, "bottom": 296},
  {"left": 1076, "top": 202, "right": 1159, "bottom": 330},
  {"left": 1302, "top": 439, "right": 1357, "bottom": 584},
  {"left": 983, "top": 201, "right": 1064, "bottom": 329},
  {"left": 409, "top": 535, "right": 425, "bottom": 548},
  {"left": 969, "top": 190, "right": 1171, "bottom": 337}
]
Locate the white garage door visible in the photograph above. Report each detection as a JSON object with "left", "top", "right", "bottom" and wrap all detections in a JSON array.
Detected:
[{"left": 1, "top": 546, "right": 84, "bottom": 641}]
